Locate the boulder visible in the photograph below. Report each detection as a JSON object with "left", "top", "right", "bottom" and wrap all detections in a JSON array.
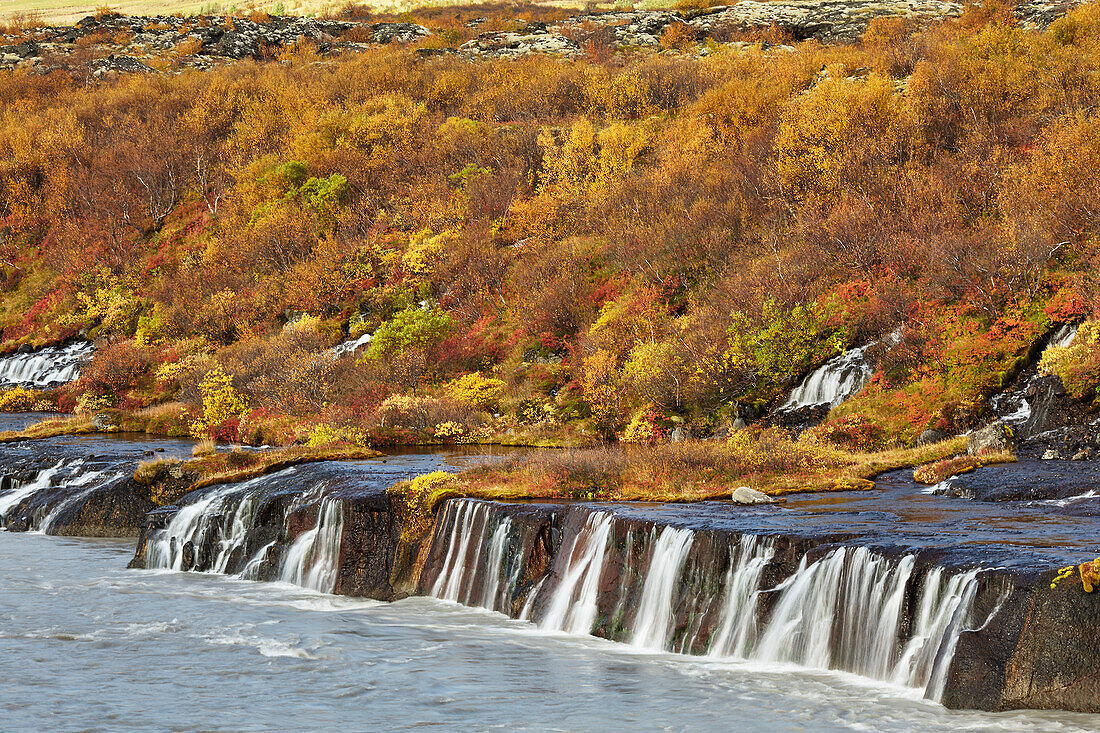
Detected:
[
  {"left": 918, "top": 429, "right": 949, "bottom": 446},
  {"left": 968, "top": 421, "right": 1013, "bottom": 456},
  {"left": 92, "top": 412, "right": 118, "bottom": 431},
  {"left": 731, "top": 486, "right": 774, "bottom": 504}
]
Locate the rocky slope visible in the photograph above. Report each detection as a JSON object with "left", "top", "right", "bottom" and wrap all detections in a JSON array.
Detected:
[{"left": 1, "top": 0, "right": 1084, "bottom": 74}]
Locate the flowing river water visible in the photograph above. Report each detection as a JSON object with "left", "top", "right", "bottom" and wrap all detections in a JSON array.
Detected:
[
  {"left": 2, "top": 531, "right": 1097, "bottom": 733},
  {"left": 2, "top": 439, "right": 1100, "bottom": 731}
]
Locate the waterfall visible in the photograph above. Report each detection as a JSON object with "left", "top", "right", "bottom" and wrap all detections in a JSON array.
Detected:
[
  {"left": 0, "top": 341, "right": 94, "bottom": 388},
  {"left": 329, "top": 333, "right": 373, "bottom": 358},
  {"left": 0, "top": 461, "right": 69, "bottom": 523},
  {"left": 631, "top": 527, "right": 694, "bottom": 650},
  {"left": 427, "top": 500, "right": 518, "bottom": 612},
  {"left": 781, "top": 345, "right": 874, "bottom": 410},
  {"left": 430, "top": 501, "right": 491, "bottom": 603},
  {"left": 538, "top": 512, "right": 615, "bottom": 634},
  {"left": 1049, "top": 322, "right": 1079, "bottom": 349},
  {"left": 144, "top": 483, "right": 246, "bottom": 571},
  {"left": 38, "top": 471, "right": 127, "bottom": 534},
  {"left": 414, "top": 502, "right": 987, "bottom": 701},
  {"left": 146, "top": 475, "right": 346, "bottom": 594},
  {"left": 279, "top": 498, "right": 344, "bottom": 593},
  {"left": 751, "top": 548, "right": 916, "bottom": 679},
  {"left": 707, "top": 535, "right": 776, "bottom": 658}
]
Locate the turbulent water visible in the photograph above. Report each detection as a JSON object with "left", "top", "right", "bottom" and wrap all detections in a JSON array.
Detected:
[
  {"left": 0, "top": 341, "right": 94, "bottom": 388},
  {"left": 4, "top": 532, "right": 1098, "bottom": 733}
]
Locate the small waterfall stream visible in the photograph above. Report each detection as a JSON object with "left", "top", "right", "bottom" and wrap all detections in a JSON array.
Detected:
[
  {"left": 279, "top": 497, "right": 344, "bottom": 593},
  {"left": 630, "top": 527, "right": 694, "bottom": 650},
  {"left": 537, "top": 512, "right": 615, "bottom": 635},
  {"left": 0, "top": 341, "right": 94, "bottom": 388},
  {"left": 143, "top": 469, "right": 346, "bottom": 593},
  {"left": 0, "top": 460, "right": 70, "bottom": 522},
  {"left": 782, "top": 345, "right": 875, "bottom": 410}
]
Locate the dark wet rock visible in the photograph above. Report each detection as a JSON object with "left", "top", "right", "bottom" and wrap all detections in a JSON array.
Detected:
[
  {"left": 0, "top": 41, "right": 40, "bottom": 59},
  {"left": 765, "top": 403, "right": 830, "bottom": 435},
  {"left": 968, "top": 421, "right": 1013, "bottom": 456},
  {"left": 933, "top": 461, "right": 1100, "bottom": 501},
  {"left": 951, "top": 572, "right": 1100, "bottom": 711},
  {"left": 0, "top": 439, "right": 171, "bottom": 536},
  {"left": 180, "top": 541, "right": 195, "bottom": 571},
  {"left": 918, "top": 428, "right": 950, "bottom": 446}
]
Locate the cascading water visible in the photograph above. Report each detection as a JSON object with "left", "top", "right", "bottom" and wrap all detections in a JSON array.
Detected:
[
  {"left": 782, "top": 345, "right": 875, "bottom": 410},
  {"left": 0, "top": 461, "right": 69, "bottom": 523},
  {"left": 279, "top": 497, "right": 344, "bottom": 593},
  {"left": 781, "top": 329, "right": 902, "bottom": 411},
  {"left": 144, "top": 468, "right": 347, "bottom": 594},
  {"left": 707, "top": 535, "right": 776, "bottom": 658},
  {"left": 990, "top": 322, "right": 1080, "bottom": 427},
  {"left": 631, "top": 527, "right": 694, "bottom": 650},
  {"left": 417, "top": 505, "right": 989, "bottom": 702},
  {"left": 427, "top": 499, "right": 518, "bottom": 613},
  {"left": 537, "top": 512, "right": 615, "bottom": 635},
  {"left": 144, "top": 482, "right": 249, "bottom": 571},
  {"left": 329, "top": 332, "right": 373, "bottom": 358},
  {"left": 0, "top": 341, "right": 94, "bottom": 388},
  {"left": 37, "top": 470, "right": 127, "bottom": 534},
  {"left": 892, "top": 568, "right": 980, "bottom": 691}
]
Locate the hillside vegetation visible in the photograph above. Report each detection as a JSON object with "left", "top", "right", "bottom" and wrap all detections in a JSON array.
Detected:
[{"left": 1, "top": 0, "right": 1099, "bottom": 465}]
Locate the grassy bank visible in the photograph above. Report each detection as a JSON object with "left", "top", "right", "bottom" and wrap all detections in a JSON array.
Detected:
[{"left": 386, "top": 430, "right": 1012, "bottom": 536}]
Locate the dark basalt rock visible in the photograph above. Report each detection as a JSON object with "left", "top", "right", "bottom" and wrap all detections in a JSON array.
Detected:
[{"left": 933, "top": 461, "right": 1100, "bottom": 502}]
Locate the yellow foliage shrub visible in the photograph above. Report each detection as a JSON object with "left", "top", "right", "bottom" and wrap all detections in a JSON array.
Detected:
[{"left": 446, "top": 372, "right": 505, "bottom": 411}]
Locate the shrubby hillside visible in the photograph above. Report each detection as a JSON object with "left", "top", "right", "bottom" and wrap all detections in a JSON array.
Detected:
[{"left": 0, "top": 0, "right": 1098, "bottom": 451}]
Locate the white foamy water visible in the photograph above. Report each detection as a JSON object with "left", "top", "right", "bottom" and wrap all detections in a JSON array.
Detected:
[
  {"left": 2, "top": 532, "right": 1097, "bottom": 732},
  {"left": 0, "top": 342, "right": 94, "bottom": 388}
]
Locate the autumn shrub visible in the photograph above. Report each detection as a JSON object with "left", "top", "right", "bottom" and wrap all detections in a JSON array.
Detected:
[
  {"left": 446, "top": 371, "right": 505, "bottom": 411},
  {"left": 237, "top": 408, "right": 300, "bottom": 446},
  {"left": 190, "top": 365, "right": 249, "bottom": 438},
  {"left": 391, "top": 471, "right": 460, "bottom": 542},
  {"left": 802, "top": 414, "right": 887, "bottom": 451},
  {"left": 307, "top": 423, "right": 368, "bottom": 447},
  {"left": 620, "top": 405, "right": 667, "bottom": 444},
  {"left": 661, "top": 22, "right": 699, "bottom": 51},
  {"left": 78, "top": 340, "right": 153, "bottom": 398},
  {"left": 913, "top": 455, "right": 982, "bottom": 484},
  {"left": 0, "top": 387, "right": 41, "bottom": 412},
  {"left": 1040, "top": 319, "right": 1100, "bottom": 401}
]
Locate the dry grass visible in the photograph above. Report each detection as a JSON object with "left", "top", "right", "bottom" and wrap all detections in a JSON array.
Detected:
[
  {"left": 0, "top": 416, "right": 96, "bottom": 443},
  {"left": 184, "top": 443, "right": 382, "bottom": 491},
  {"left": 912, "top": 449, "right": 1016, "bottom": 485},
  {"left": 448, "top": 433, "right": 992, "bottom": 503},
  {"left": 191, "top": 437, "right": 216, "bottom": 457}
]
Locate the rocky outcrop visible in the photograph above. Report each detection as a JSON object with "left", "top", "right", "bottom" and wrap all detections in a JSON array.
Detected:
[
  {"left": 0, "top": 13, "right": 430, "bottom": 71},
  {"left": 3, "top": 0, "right": 1084, "bottom": 73},
  {"left": 968, "top": 421, "right": 1013, "bottom": 455},
  {"left": 932, "top": 460, "right": 1100, "bottom": 501}
]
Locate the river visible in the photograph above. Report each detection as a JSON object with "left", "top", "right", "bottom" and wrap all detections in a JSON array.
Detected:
[{"left": 2, "top": 531, "right": 1097, "bottom": 732}]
